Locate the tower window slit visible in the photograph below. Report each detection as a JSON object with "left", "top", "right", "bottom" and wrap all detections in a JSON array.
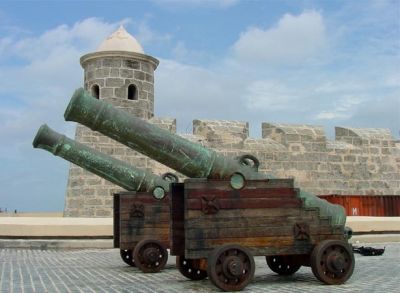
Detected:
[
  {"left": 91, "top": 84, "right": 100, "bottom": 99},
  {"left": 128, "top": 84, "right": 137, "bottom": 100}
]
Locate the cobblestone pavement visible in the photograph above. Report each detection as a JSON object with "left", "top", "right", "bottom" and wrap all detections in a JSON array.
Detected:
[{"left": 0, "top": 242, "right": 398, "bottom": 293}]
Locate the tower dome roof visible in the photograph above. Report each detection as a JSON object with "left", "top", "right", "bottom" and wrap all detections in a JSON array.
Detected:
[{"left": 97, "top": 25, "right": 144, "bottom": 54}]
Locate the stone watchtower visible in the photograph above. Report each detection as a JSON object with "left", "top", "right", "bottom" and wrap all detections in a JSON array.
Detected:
[{"left": 64, "top": 26, "right": 160, "bottom": 217}]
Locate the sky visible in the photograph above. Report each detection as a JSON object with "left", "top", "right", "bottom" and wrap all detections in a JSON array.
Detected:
[{"left": 0, "top": 0, "right": 399, "bottom": 212}]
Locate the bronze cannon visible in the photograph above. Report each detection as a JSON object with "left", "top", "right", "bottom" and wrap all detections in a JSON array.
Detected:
[
  {"left": 64, "top": 89, "right": 354, "bottom": 290},
  {"left": 64, "top": 88, "right": 346, "bottom": 226},
  {"left": 33, "top": 124, "right": 176, "bottom": 271}
]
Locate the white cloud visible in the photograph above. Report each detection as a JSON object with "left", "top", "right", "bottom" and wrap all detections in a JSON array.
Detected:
[
  {"left": 0, "top": 18, "right": 123, "bottom": 154},
  {"left": 244, "top": 80, "right": 299, "bottom": 111},
  {"left": 232, "top": 10, "right": 327, "bottom": 64},
  {"left": 135, "top": 21, "right": 172, "bottom": 47}
]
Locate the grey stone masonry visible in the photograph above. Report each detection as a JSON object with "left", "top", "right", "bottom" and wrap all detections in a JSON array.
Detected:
[
  {"left": 64, "top": 50, "right": 164, "bottom": 217},
  {"left": 65, "top": 118, "right": 400, "bottom": 217},
  {"left": 64, "top": 49, "right": 400, "bottom": 217}
]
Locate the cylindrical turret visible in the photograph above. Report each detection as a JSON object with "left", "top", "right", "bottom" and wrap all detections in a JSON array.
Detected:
[
  {"left": 64, "top": 89, "right": 346, "bottom": 225},
  {"left": 33, "top": 124, "right": 172, "bottom": 197}
]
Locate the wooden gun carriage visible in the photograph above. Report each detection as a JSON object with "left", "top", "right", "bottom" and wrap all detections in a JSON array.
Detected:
[
  {"left": 59, "top": 88, "right": 355, "bottom": 289},
  {"left": 170, "top": 178, "right": 354, "bottom": 291},
  {"left": 113, "top": 191, "right": 170, "bottom": 272}
]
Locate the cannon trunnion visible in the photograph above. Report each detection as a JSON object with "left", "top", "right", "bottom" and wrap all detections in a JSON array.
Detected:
[{"left": 170, "top": 178, "right": 354, "bottom": 291}]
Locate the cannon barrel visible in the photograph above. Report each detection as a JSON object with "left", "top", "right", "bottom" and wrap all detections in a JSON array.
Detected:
[
  {"left": 33, "top": 124, "right": 172, "bottom": 197},
  {"left": 65, "top": 88, "right": 267, "bottom": 181},
  {"left": 64, "top": 89, "right": 346, "bottom": 225}
]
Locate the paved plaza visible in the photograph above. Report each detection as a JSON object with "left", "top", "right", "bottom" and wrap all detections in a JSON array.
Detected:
[{"left": 0, "top": 242, "right": 398, "bottom": 292}]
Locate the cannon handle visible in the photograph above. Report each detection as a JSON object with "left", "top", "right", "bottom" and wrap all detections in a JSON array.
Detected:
[
  {"left": 162, "top": 172, "right": 179, "bottom": 183},
  {"left": 237, "top": 154, "right": 260, "bottom": 172}
]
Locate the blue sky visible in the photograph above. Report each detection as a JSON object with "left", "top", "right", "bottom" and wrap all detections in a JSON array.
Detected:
[{"left": 0, "top": 0, "right": 399, "bottom": 212}]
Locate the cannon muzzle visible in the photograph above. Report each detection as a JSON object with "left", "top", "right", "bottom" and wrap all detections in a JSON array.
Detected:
[
  {"left": 64, "top": 89, "right": 346, "bottom": 225},
  {"left": 33, "top": 124, "right": 174, "bottom": 198}
]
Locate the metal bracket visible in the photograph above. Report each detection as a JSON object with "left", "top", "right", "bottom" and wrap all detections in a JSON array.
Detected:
[
  {"left": 130, "top": 204, "right": 144, "bottom": 218},
  {"left": 201, "top": 196, "right": 220, "bottom": 215},
  {"left": 294, "top": 222, "right": 310, "bottom": 240}
]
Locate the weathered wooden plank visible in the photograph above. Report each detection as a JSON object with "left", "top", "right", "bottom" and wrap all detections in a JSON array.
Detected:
[
  {"left": 119, "top": 204, "right": 170, "bottom": 211},
  {"left": 186, "top": 188, "right": 298, "bottom": 199},
  {"left": 185, "top": 225, "right": 334, "bottom": 240},
  {"left": 119, "top": 196, "right": 170, "bottom": 205},
  {"left": 186, "top": 215, "right": 316, "bottom": 229},
  {"left": 187, "top": 208, "right": 302, "bottom": 219},
  {"left": 185, "top": 244, "right": 314, "bottom": 259},
  {"left": 186, "top": 236, "right": 295, "bottom": 250},
  {"left": 120, "top": 237, "right": 170, "bottom": 250},
  {"left": 120, "top": 221, "right": 169, "bottom": 229},
  {"left": 120, "top": 227, "right": 169, "bottom": 235},
  {"left": 187, "top": 197, "right": 302, "bottom": 210},
  {"left": 185, "top": 179, "right": 294, "bottom": 191},
  {"left": 119, "top": 211, "right": 170, "bottom": 222}
]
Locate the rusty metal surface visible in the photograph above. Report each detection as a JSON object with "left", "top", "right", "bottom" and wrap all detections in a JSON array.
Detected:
[
  {"left": 310, "top": 240, "right": 355, "bottom": 285},
  {"left": 319, "top": 195, "right": 400, "bottom": 216}
]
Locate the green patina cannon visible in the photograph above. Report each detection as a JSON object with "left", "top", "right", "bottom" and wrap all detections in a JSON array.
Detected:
[
  {"left": 33, "top": 124, "right": 176, "bottom": 272},
  {"left": 64, "top": 89, "right": 354, "bottom": 290},
  {"left": 64, "top": 88, "right": 346, "bottom": 226}
]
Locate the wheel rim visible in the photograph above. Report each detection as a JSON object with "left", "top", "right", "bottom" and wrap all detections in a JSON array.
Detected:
[
  {"left": 176, "top": 256, "right": 207, "bottom": 280},
  {"left": 208, "top": 245, "right": 255, "bottom": 291},
  {"left": 133, "top": 240, "right": 168, "bottom": 273},
  {"left": 311, "top": 240, "right": 355, "bottom": 285},
  {"left": 120, "top": 249, "right": 135, "bottom": 267}
]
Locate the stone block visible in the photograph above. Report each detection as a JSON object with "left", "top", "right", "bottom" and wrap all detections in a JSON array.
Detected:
[
  {"left": 123, "top": 60, "right": 140, "bottom": 69},
  {"left": 120, "top": 69, "right": 133, "bottom": 78},
  {"left": 96, "top": 209, "right": 111, "bottom": 217},
  {"left": 110, "top": 68, "right": 119, "bottom": 77},
  {"left": 142, "top": 82, "right": 153, "bottom": 93},
  {"left": 114, "top": 87, "right": 127, "bottom": 99},
  {"left": 145, "top": 73, "right": 154, "bottom": 82},
  {"left": 95, "top": 68, "right": 110, "bottom": 78},
  {"left": 68, "top": 199, "right": 84, "bottom": 208},
  {"left": 101, "top": 87, "right": 113, "bottom": 97},
  {"left": 85, "top": 198, "right": 103, "bottom": 205},
  {"left": 103, "top": 58, "right": 121, "bottom": 67},
  {"left": 105, "top": 78, "right": 124, "bottom": 87},
  {"left": 83, "top": 188, "right": 95, "bottom": 196},
  {"left": 134, "top": 71, "right": 145, "bottom": 80},
  {"left": 141, "top": 62, "right": 152, "bottom": 73},
  {"left": 344, "top": 155, "right": 356, "bottom": 162}
]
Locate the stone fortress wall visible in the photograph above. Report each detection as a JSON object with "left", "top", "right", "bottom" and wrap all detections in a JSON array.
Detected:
[
  {"left": 64, "top": 27, "right": 400, "bottom": 217},
  {"left": 65, "top": 116, "right": 400, "bottom": 217}
]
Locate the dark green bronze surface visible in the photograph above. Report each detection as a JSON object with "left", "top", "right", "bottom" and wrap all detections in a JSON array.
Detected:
[
  {"left": 33, "top": 124, "right": 170, "bottom": 193},
  {"left": 64, "top": 88, "right": 270, "bottom": 181},
  {"left": 64, "top": 88, "right": 346, "bottom": 225}
]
